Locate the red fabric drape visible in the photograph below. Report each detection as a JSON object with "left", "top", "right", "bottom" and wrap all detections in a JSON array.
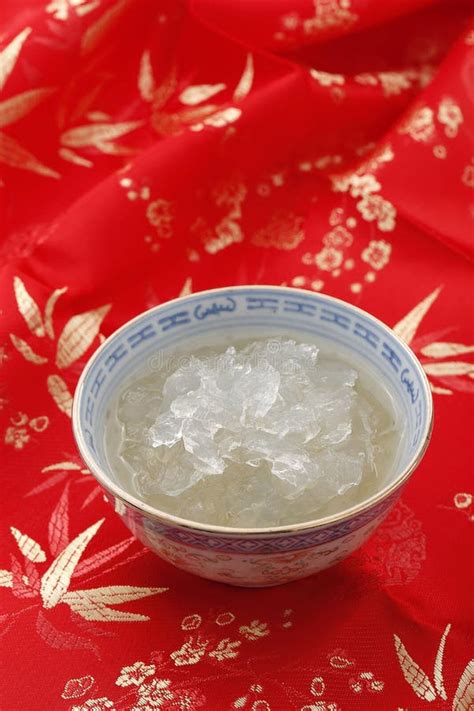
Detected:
[{"left": 1, "top": 1, "right": 473, "bottom": 709}]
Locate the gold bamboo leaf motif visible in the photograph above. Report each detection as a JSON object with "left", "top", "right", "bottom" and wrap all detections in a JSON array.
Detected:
[
  {"left": 64, "top": 596, "right": 149, "bottom": 622},
  {"left": 87, "top": 110, "right": 110, "bottom": 121},
  {"left": 44, "top": 286, "right": 67, "bottom": 339},
  {"left": 393, "top": 287, "right": 441, "bottom": 345},
  {"left": 63, "top": 585, "right": 167, "bottom": 622},
  {"left": 10, "top": 526, "right": 47, "bottom": 562},
  {"left": 430, "top": 383, "right": 452, "bottom": 395},
  {"left": 81, "top": 0, "right": 130, "bottom": 55},
  {"left": 178, "top": 104, "right": 219, "bottom": 123},
  {"left": 0, "top": 570, "right": 13, "bottom": 588},
  {"left": 394, "top": 634, "right": 436, "bottom": 701},
  {"left": 93, "top": 141, "right": 135, "bottom": 155},
  {"left": 9, "top": 334, "right": 48, "bottom": 364},
  {"left": 42, "top": 462, "right": 82, "bottom": 472},
  {"left": 453, "top": 660, "right": 474, "bottom": 711},
  {"left": 434, "top": 624, "right": 450, "bottom": 700},
  {"left": 138, "top": 50, "right": 154, "bottom": 102},
  {"left": 208, "top": 107, "right": 241, "bottom": 126},
  {"left": 0, "top": 88, "right": 56, "bottom": 129},
  {"left": 423, "top": 362, "right": 474, "bottom": 376},
  {"left": 55, "top": 304, "right": 110, "bottom": 369},
  {"left": 179, "top": 277, "right": 192, "bottom": 297},
  {"left": 0, "top": 27, "right": 32, "bottom": 91},
  {"left": 0, "top": 132, "right": 60, "bottom": 178},
  {"left": 191, "top": 107, "right": 241, "bottom": 131},
  {"left": 59, "top": 147, "right": 93, "bottom": 167},
  {"left": 153, "top": 65, "right": 177, "bottom": 110},
  {"left": 60, "top": 121, "right": 142, "bottom": 148},
  {"left": 13, "top": 276, "right": 45, "bottom": 336},
  {"left": 421, "top": 342, "right": 474, "bottom": 358},
  {"left": 47, "top": 374, "right": 73, "bottom": 417},
  {"left": 179, "top": 84, "right": 226, "bottom": 106},
  {"left": 233, "top": 53, "right": 254, "bottom": 101},
  {"left": 76, "top": 0, "right": 100, "bottom": 16},
  {"left": 40, "top": 519, "right": 104, "bottom": 608}
]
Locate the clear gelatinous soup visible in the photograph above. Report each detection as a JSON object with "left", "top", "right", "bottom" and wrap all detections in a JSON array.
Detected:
[{"left": 104, "top": 337, "right": 405, "bottom": 528}]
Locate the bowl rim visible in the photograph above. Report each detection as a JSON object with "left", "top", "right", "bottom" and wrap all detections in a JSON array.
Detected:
[{"left": 72, "top": 285, "right": 433, "bottom": 537}]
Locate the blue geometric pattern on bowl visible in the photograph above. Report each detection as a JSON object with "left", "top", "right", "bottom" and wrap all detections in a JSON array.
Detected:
[{"left": 137, "top": 491, "right": 399, "bottom": 554}]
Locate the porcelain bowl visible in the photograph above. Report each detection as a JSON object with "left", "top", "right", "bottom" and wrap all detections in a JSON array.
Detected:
[{"left": 73, "top": 286, "right": 433, "bottom": 586}]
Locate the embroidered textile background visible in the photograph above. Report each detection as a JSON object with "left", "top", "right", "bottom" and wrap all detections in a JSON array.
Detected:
[{"left": 1, "top": 1, "right": 473, "bottom": 709}]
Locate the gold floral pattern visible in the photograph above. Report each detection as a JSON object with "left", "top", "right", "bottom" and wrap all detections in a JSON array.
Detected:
[
  {"left": 441, "top": 493, "right": 474, "bottom": 523},
  {"left": 303, "top": 0, "right": 357, "bottom": 35},
  {"left": 146, "top": 199, "right": 174, "bottom": 238},
  {"left": 314, "top": 246, "right": 344, "bottom": 271},
  {"left": 355, "top": 67, "right": 434, "bottom": 96},
  {"left": 361, "top": 240, "right": 392, "bottom": 270},
  {"left": 131, "top": 679, "right": 173, "bottom": 709},
  {"left": 356, "top": 194, "right": 396, "bottom": 231},
  {"left": 399, "top": 105, "right": 435, "bottom": 142},
  {"left": 193, "top": 178, "right": 247, "bottom": 255},
  {"left": 323, "top": 225, "right": 353, "bottom": 248},
  {"left": 310, "top": 69, "right": 345, "bottom": 87},
  {"left": 61, "top": 676, "right": 95, "bottom": 700},
  {"left": 4, "top": 411, "right": 49, "bottom": 449},
  {"left": 461, "top": 159, "right": 474, "bottom": 188},
  {"left": 437, "top": 97, "right": 464, "bottom": 138},
  {"left": 116, "top": 661, "right": 156, "bottom": 687},
  {"left": 72, "top": 699, "right": 114, "bottom": 711},
  {"left": 252, "top": 210, "right": 304, "bottom": 250}
]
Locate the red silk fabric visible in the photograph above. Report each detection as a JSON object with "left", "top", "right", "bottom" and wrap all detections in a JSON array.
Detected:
[{"left": 1, "top": 1, "right": 473, "bottom": 709}]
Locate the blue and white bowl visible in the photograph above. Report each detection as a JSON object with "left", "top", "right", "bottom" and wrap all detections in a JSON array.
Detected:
[{"left": 73, "top": 286, "right": 433, "bottom": 586}]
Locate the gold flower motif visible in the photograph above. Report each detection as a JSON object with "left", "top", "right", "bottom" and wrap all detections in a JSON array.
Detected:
[
  {"left": 399, "top": 106, "right": 435, "bottom": 143},
  {"left": 361, "top": 240, "right": 392, "bottom": 270},
  {"left": 4, "top": 426, "right": 30, "bottom": 449},
  {"left": 203, "top": 218, "right": 243, "bottom": 254},
  {"left": 323, "top": 225, "right": 353, "bottom": 249},
  {"left": 349, "top": 173, "right": 381, "bottom": 198},
  {"left": 215, "top": 612, "right": 235, "bottom": 626},
  {"left": 314, "top": 246, "right": 344, "bottom": 271},
  {"left": 181, "top": 614, "right": 202, "bottom": 631},
  {"left": 281, "top": 12, "right": 300, "bottom": 30},
  {"left": 454, "top": 493, "right": 472, "bottom": 510},
  {"left": 71, "top": 699, "right": 114, "bottom": 711},
  {"left": 213, "top": 180, "right": 247, "bottom": 208},
  {"left": 357, "top": 195, "right": 396, "bottom": 232},
  {"left": 170, "top": 637, "right": 209, "bottom": 666},
  {"left": 377, "top": 71, "right": 412, "bottom": 96},
  {"left": 61, "top": 676, "right": 95, "bottom": 700},
  {"left": 132, "top": 679, "right": 173, "bottom": 709},
  {"left": 303, "top": 0, "right": 357, "bottom": 34},
  {"left": 252, "top": 211, "right": 304, "bottom": 250},
  {"left": 461, "top": 162, "right": 474, "bottom": 188},
  {"left": 310, "top": 69, "right": 345, "bottom": 87},
  {"left": 437, "top": 98, "right": 463, "bottom": 138},
  {"left": 116, "top": 661, "right": 156, "bottom": 688},
  {"left": 146, "top": 199, "right": 173, "bottom": 234}
]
